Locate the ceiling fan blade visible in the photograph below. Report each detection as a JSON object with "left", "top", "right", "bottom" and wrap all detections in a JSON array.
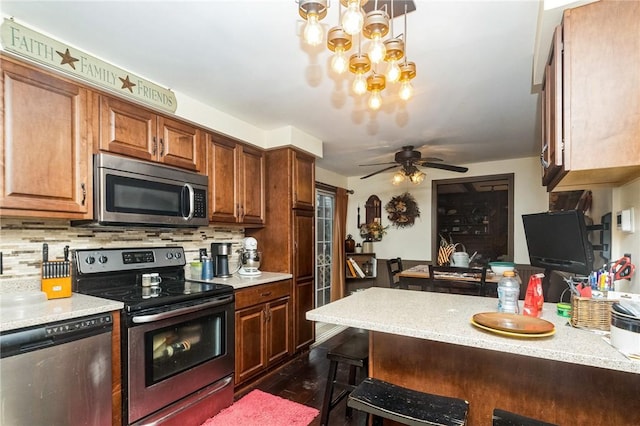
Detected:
[
  {"left": 359, "top": 161, "right": 398, "bottom": 166},
  {"left": 360, "top": 165, "right": 399, "bottom": 179},
  {"left": 421, "top": 162, "right": 469, "bottom": 173}
]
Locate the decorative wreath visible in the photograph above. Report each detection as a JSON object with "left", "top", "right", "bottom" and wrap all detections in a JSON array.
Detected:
[{"left": 385, "top": 192, "right": 420, "bottom": 228}]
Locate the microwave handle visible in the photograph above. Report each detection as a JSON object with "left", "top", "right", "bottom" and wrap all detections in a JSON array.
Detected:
[{"left": 183, "top": 183, "right": 195, "bottom": 220}]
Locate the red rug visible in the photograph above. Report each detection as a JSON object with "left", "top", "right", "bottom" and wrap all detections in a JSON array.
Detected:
[{"left": 200, "top": 389, "right": 319, "bottom": 426}]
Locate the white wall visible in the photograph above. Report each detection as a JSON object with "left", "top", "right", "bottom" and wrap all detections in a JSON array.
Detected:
[
  {"left": 316, "top": 166, "right": 349, "bottom": 189},
  {"left": 612, "top": 177, "right": 640, "bottom": 292},
  {"left": 345, "top": 156, "right": 549, "bottom": 263}
]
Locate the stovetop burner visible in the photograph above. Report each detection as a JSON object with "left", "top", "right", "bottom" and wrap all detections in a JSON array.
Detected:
[{"left": 72, "top": 246, "right": 234, "bottom": 312}]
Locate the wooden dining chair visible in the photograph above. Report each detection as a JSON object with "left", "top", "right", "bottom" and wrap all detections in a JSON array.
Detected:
[
  {"left": 386, "top": 258, "right": 403, "bottom": 288},
  {"left": 428, "top": 264, "right": 488, "bottom": 296}
]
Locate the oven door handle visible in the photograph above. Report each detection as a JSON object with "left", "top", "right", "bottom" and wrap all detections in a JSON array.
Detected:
[{"left": 131, "top": 295, "right": 233, "bottom": 324}]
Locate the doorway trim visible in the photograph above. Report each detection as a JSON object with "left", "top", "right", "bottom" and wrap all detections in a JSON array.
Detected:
[{"left": 431, "top": 173, "right": 515, "bottom": 262}]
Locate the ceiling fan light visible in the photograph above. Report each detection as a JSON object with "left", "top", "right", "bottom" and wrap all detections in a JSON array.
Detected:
[
  {"left": 392, "top": 171, "right": 406, "bottom": 185},
  {"left": 409, "top": 170, "right": 425, "bottom": 184}
]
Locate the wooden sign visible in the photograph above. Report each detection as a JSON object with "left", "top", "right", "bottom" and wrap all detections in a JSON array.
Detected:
[{"left": 1, "top": 18, "right": 177, "bottom": 113}]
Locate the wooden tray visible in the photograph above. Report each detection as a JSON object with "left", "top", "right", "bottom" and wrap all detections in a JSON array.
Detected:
[{"left": 472, "top": 312, "right": 555, "bottom": 334}]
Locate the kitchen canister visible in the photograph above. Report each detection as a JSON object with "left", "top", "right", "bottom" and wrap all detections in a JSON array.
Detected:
[
  {"left": 610, "top": 309, "right": 640, "bottom": 354},
  {"left": 201, "top": 257, "right": 214, "bottom": 280}
]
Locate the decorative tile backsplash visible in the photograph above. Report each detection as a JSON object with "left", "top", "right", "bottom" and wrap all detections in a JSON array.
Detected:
[{"left": 0, "top": 218, "right": 245, "bottom": 281}]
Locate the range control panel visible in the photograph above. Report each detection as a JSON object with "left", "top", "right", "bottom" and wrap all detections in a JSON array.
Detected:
[{"left": 75, "top": 247, "right": 185, "bottom": 275}]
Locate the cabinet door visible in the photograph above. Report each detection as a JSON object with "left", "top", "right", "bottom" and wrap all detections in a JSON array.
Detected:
[
  {"left": 294, "top": 278, "right": 315, "bottom": 351},
  {"left": 292, "top": 151, "right": 315, "bottom": 210},
  {"left": 266, "top": 297, "right": 291, "bottom": 365},
  {"left": 239, "top": 145, "right": 265, "bottom": 224},
  {"left": 0, "top": 60, "right": 90, "bottom": 217},
  {"left": 208, "top": 134, "right": 239, "bottom": 223},
  {"left": 98, "top": 95, "right": 156, "bottom": 161},
  {"left": 158, "top": 116, "right": 203, "bottom": 172},
  {"left": 541, "top": 26, "right": 563, "bottom": 186},
  {"left": 294, "top": 209, "right": 315, "bottom": 281},
  {"left": 234, "top": 304, "right": 266, "bottom": 385}
]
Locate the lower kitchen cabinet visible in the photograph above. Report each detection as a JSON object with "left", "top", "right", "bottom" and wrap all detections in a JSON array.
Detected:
[{"left": 234, "top": 280, "right": 292, "bottom": 387}]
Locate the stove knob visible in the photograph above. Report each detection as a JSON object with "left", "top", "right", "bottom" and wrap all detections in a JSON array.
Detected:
[
  {"left": 166, "top": 252, "right": 174, "bottom": 260},
  {"left": 175, "top": 252, "right": 182, "bottom": 259},
  {"left": 98, "top": 255, "right": 108, "bottom": 264},
  {"left": 85, "top": 256, "right": 95, "bottom": 265}
]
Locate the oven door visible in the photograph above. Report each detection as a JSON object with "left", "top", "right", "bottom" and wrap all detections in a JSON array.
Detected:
[{"left": 126, "top": 295, "right": 234, "bottom": 425}]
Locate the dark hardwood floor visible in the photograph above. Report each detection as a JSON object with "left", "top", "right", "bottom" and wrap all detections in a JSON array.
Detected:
[{"left": 238, "top": 327, "right": 368, "bottom": 426}]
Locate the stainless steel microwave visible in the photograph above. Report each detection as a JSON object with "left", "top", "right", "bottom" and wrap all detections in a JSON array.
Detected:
[{"left": 75, "top": 153, "right": 208, "bottom": 227}]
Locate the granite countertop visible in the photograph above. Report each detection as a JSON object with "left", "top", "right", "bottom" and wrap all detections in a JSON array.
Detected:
[
  {"left": 1, "top": 272, "right": 290, "bottom": 333},
  {"left": 186, "top": 271, "right": 293, "bottom": 290},
  {"left": 306, "top": 287, "right": 640, "bottom": 375},
  {"left": 0, "top": 292, "right": 123, "bottom": 333}
]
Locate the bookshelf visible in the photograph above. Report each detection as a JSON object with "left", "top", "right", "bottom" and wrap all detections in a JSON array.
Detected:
[{"left": 346, "top": 253, "right": 377, "bottom": 280}]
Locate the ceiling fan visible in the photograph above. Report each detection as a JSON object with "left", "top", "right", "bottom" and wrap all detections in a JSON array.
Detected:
[{"left": 359, "top": 145, "right": 469, "bottom": 180}]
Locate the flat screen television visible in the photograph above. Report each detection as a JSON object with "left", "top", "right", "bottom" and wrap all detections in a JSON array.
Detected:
[{"left": 522, "top": 210, "right": 595, "bottom": 276}]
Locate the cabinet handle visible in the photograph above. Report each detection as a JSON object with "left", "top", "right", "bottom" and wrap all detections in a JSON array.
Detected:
[
  {"left": 260, "top": 291, "right": 272, "bottom": 298},
  {"left": 152, "top": 136, "right": 157, "bottom": 155},
  {"left": 540, "top": 143, "right": 549, "bottom": 169},
  {"left": 80, "top": 183, "right": 86, "bottom": 206},
  {"left": 160, "top": 138, "right": 164, "bottom": 156}
]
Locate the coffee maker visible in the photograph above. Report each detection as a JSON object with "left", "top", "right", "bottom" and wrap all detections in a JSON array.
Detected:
[
  {"left": 238, "top": 237, "right": 261, "bottom": 276},
  {"left": 211, "top": 242, "right": 233, "bottom": 278}
]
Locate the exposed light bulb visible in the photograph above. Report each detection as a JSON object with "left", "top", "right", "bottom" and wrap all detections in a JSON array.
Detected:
[
  {"left": 352, "top": 73, "right": 367, "bottom": 95},
  {"left": 303, "top": 14, "right": 323, "bottom": 46},
  {"left": 331, "top": 47, "right": 348, "bottom": 74},
  {"left": 386, "top": 60, "right": 401, "bottom": 83},
  {"left": 368, "top": 33, "right": 386, "bottom": 64},
  {"left": 368, "top": 90, "right": 382, "bottom": 110},
  {"left": 342, "top": 1, "right": 364, "bottom": 35},
  {"left": 399, "top": 80, "right": 414, "bottom": 100}
]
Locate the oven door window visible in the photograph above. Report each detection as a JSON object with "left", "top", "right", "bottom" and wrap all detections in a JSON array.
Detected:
[
  {"left": 106, "top": 174, "right": 186, "bottom": 217},
  {"left": 146, "top": 312, "right": 225, "bottom": 385}
]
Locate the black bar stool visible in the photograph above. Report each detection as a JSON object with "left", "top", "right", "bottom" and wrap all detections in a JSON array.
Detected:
[
  {"left": 319, "top": 331, "right": 369, "bottom": 426},
  {"left": 493, "top": 408, "right": 558, "bottom": 426},
  {"left": 347, "top": 377, "right": 469, "bottom": 426}
]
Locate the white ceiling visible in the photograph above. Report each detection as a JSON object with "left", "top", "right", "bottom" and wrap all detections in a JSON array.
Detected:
[{"left": 2, "top": 0, "right": 548, "bottom": 178}]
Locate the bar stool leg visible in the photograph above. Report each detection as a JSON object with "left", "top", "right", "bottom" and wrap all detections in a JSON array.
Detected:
[{"left": 320, "top": 360, "right": 338, "bottom": 426}]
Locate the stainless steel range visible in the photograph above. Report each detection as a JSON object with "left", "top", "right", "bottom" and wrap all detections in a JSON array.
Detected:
[{"left": 73, "top": 246, "right": 235, "bottom": 426}]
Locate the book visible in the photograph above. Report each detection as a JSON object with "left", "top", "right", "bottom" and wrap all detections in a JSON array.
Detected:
[
  {"left": 349, "top": 258, "right": 366, "bottom": 278},
  {"left": 346, "top": 259, "right": 357, "bottom": 277}
]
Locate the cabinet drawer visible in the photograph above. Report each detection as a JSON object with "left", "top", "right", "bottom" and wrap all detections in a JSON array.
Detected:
[{"left": 235, "top": 280, "right": 291, "bottom": 310}]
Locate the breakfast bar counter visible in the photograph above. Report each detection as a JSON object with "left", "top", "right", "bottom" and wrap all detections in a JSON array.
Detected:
[{"left": 307, "top": 288, "right": 640, "bottom": 425}]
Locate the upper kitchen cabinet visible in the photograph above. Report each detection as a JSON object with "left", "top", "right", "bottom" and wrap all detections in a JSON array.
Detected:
[
  {"left": 207, "top": 133, "right": 265, "bottom": 225},
  {"left": 97, "top": 95, "right": 205, "bottom": 173},
  {"left": 292, "top": 150, "right": 315, "bottom": 210},
  {"left": 543, "top": 1, "right": 640, "bottom": 190},
  {"left": 0, "top": 56, "right": 92, "bottom": 219}
]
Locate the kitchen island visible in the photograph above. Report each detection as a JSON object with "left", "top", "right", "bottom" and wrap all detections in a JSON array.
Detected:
[{"left": 307, "top": 287, "right": 640, "bottom": 425}]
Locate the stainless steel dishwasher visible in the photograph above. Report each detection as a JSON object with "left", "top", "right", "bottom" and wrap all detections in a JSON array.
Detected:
[{"left": 0, "top": 312, "right": 113, "bottom": 426}]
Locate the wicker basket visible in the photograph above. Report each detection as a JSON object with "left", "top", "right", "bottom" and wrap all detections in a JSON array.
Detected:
[{"left": 570, "top": 295, "right": 616, "bottom": 331}]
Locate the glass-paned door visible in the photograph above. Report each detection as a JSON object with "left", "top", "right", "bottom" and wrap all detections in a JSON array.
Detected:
[{"left": 315, "top": 189, "right": 334, "bottom": 308}]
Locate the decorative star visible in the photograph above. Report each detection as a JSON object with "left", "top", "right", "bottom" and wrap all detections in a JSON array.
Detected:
[
  {"left": 56, "top": 48, "right": 79, "bottom": 70},
  {"left": 119, "top": 75, "right": 136, "bottom": 93}
]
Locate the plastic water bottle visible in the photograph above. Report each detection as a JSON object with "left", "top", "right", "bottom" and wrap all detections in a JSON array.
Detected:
[{"left": 497, "top": 271, "right": 520, "bottom": 314}]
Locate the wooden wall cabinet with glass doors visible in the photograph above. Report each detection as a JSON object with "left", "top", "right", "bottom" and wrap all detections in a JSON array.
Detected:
[
  {"left": 97, "top": 95, "right": 205, "bottom": 173},
  {"left": 542, "top": 1, "right": 640, "bottom": 190},
  {"left": 0, "top": 56, "right": 92, "bottom": 219}
]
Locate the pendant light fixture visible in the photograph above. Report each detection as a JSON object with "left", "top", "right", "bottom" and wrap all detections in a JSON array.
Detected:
[
  {"left": 398, "top": 3, "right": 416, "bottom": 100},
  {"left": 327, "top": 2, "right": 352, "bottom": 74},
  {"left": 341, "top": 0, "right": 368, "bottom": 35},
  {"left": 350, "top": 51, "right": 371, "bottom": 95},
  {"left": 299, "top": 0, "right": 328, "bottom": 46},
  {"left": 366, "top": 73, "right": 386, "bottom": 110},
  {"left": 362, "top": 9, "right": 389, "bottom": 64}
]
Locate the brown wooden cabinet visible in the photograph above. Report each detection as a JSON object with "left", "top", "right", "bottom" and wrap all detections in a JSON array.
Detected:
[
  {"left": 234, "top": 280, "right": 292, "bottom": 386},
  {"left": 97, "top": 95, "right": 205, "bottom": 172},
  {"left": 543, "top": 1, "right": 640, "bottom": 190},
  {"left": 0, "top": 57, "right": 92, "bottom": 219},
  {"left": 207, "top": 133, "right": 264, "bottom": 225},
  {"left": 249, "top": 148, "right": 316, "bottom": 352}
]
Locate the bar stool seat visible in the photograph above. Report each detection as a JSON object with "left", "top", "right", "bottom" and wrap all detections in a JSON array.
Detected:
[
  {"left": 493, "top": 408, "right": 558, "bottom": 426},
  {"left": 347, "top": 377, "right": 468, "bottom": 426},
  {"left": 319, "top": 331, "right": 369, "bottom": 426}
]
